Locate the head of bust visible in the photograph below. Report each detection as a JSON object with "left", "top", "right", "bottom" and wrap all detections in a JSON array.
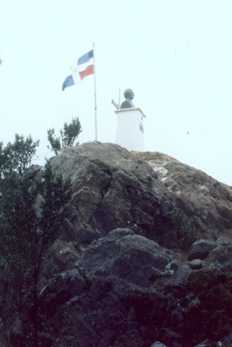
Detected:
[
  {"left": 124, "top": 88, "right": 134, "bottom": 101},
  {"left": 120, "top": 88, "right": 135, "bottom": 109}
]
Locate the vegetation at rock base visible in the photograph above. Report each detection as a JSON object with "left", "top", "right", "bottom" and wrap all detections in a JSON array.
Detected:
[
  {"left": 47, "top": 117, "right": 81, "bottom": 155},
  {"left": 0, "top": 132, "right": 73, "bottom": 346}
]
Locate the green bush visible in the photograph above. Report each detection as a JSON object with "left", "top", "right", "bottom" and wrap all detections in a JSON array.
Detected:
[{"left": 47, "top": 117, "right": 81, "bottom": 155}]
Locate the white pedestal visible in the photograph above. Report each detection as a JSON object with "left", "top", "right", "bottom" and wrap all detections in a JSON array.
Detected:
[{"left": 115, "top": 107, "right": 145, "bottom": 151}]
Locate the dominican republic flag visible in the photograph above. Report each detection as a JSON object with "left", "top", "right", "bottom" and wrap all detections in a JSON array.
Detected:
[
  {"left": 62, "top": 49, "right": 94, "bottom": 90},
  {"left": 77, "top": 49, "right": 94, "bottom": 80}
]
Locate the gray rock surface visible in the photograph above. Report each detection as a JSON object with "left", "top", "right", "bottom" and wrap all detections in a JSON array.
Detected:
[
  {"left": 188, "top": 239, "right": 217, "bottom": 260},
  {"left": 10, "top": 143, "right": 232, "bottom": 347},
  {"left": 78, "top": 228, "right": 176, "bottom": 287},
  {"left": 50, "top": 143, "right": 232, "bottom": 250},
  {"left": 188, "top": 259, "right": 204, "bottom": 270},
  {"left": 151, "top": 342, "right": 168, "bottom": 347}
]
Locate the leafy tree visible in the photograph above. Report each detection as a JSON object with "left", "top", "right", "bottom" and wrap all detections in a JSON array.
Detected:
[
  {"left": 0, "top": 134, "right": 39, "bottom": 341},
  {"left": 47, "top": 117, "right": 81, "bottom": 155},
  {"left": 0, "top": 135, "right": 72, "bottom": 346},
  {"left": 0, "top": 134, "right": 39, "bottom": 176},
  {"left": 47, "top": 129, "right": 61, "bottom": 155}
]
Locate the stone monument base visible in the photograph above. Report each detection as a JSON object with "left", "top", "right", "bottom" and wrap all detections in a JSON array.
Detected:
[{"left": 115, "top": 107, "right": 145, "bottom": 151}]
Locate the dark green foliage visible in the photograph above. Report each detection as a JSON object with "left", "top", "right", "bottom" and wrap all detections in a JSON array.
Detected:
[
  {"left": 0, "top": 134, "right": 72, "bottom": 346},
  {"left": 47, "top": 129, "right": 61, "bottom": 156},
  {"left": 38, "top": 163, "right": 71, "bottom": 247},
  {"left": 0, "top": 135, "right": 39, "bottom": 268},
  {"left": 0, "top": 134, "right": 39, "bottom": 176},
  {"left": 47, "top": 117, "right": 81, "bottom": 155},
  {"left": 0, "top": 163, "right": 71, "bottom": 270},
  {"left": 61, "top": 118, "right": 82, "bottom": 147}
]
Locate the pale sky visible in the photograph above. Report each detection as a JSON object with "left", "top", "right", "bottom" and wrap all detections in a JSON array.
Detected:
[{"left": 0, "top": 0, "right": 232, "bottom": 183}]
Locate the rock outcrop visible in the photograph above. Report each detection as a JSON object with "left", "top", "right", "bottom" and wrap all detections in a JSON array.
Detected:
[{"left": 11, "top": 143, "right": 232, "bottom": 346}]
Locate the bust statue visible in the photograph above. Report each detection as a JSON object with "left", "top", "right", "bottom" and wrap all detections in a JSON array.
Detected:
[{"left": 120, "top": 88, "right": 135, "bottom": 109}]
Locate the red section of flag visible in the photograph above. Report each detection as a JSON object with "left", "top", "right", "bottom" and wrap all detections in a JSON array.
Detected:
[{"left": 79, "top": 64, "right": 94, "bottom": 80}]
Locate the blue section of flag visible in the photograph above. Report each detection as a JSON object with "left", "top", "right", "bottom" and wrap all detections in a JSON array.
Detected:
[
  {"left": 62, "top": 75, "right": 75, "bottom": 90},
  {"left": 78, "top": 49, "right": 94, "bottom": 65}
]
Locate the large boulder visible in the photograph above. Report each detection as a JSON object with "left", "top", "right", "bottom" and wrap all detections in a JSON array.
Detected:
[
  {"left": 188, "top": 239, "right": 217, "bottom": 260},
  {"left": 50, "top": 143, "right": 232, "bottom": 250},
  {"left": 38, "top": 229, "right": 175, "bottom": 347},
  {"left": 78, "top": 228, "right": 177, "bottom": 286},
  {"left": 51, "top": 143, "right": 186, "bottom": 249},
  {"left": 37, "top": 228, "right": 232, "bottom": 347},
  {"left": 9, "top": 143, "right": 232, "bottom": 347}
]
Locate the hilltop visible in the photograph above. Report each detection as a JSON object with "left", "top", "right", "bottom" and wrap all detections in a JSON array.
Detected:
[{"left": 8, "top": 142, "right": 232, "bottom": 347}]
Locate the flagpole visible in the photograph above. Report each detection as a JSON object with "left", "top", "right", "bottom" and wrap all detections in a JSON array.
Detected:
[{"left": 93, "top": 42, "right": 98, "bottom": 141}]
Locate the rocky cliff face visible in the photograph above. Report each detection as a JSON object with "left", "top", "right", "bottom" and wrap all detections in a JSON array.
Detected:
[{"left": 12, "top": 143, "right": 232, "bottom": 346}]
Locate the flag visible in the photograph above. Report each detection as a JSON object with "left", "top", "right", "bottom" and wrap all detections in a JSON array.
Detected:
[
  {"left": 62, "top": 49, "right": 94, "bottom": 90},
  {"left": 77, "top": 49, "right": 94, "bottom": 80},
  {"left": 62, "top": 74, "right": 75, "bottom": 91}
]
